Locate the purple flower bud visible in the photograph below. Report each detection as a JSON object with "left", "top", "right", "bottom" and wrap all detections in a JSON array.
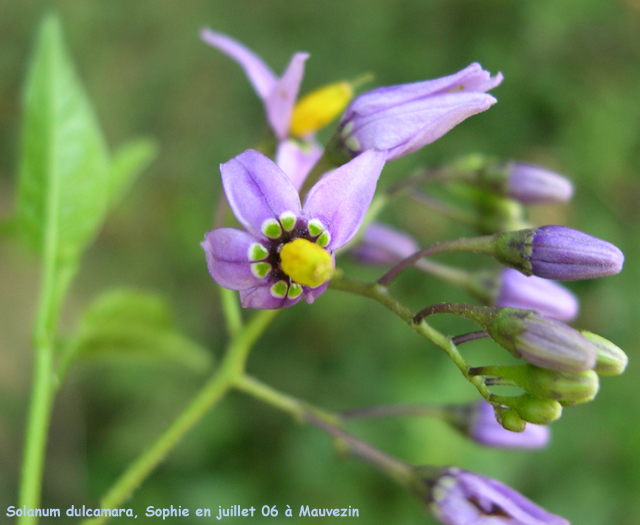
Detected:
[
  {"left": 493, "top": 226, "right": 624, "bottom": 281},
  {"left": 354, "top": 223, "right": 419, "bottom": 265},
  {"left": 468, "top": 401, "right": 550, "bottom": 449},
  {"left": 495, "top": 268, "right": 579, "bottom": 322},
  {"left": 529, "top": 226, "right": 624, "bottom": 280},
  {"left": 506, "top": 163, "right": 574, "bottom": 203},
  {"left": 425, "top": 467, "right": 569, "bottom": 525},
  {"left": 338, "top": 63, "right": 502, "bottom": 161},
  {"left": 485, "top": 309, "right": 597, "bottom": 372}
]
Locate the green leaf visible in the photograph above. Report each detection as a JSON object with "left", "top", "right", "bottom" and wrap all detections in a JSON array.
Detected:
[
  {"left": 109, "top": 138, "right": 159, "bottom": 209},
  {"left": 62, "top": 289, "right": 213, "bottom": 376},
  {"left": 17, "top": 14, "right": 110, "bottom": 267}
]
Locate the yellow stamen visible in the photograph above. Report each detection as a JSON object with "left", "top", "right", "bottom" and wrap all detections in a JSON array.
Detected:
[
  {"left": 290, "top": 81, "right": 354, "bottom": 137},
  {"left": 280, "top": 238, "right": 334, "bottom": 287}
]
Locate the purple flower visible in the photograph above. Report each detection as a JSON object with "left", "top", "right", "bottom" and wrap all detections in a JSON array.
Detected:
[
  {"left": 496, "top": 268, "right": 579, "bottom": 322},
  {"left": 201, "top": 29, "right": 321, "bottom": 185},
  {"left": 339, "top": 63, "right": 502, "bottom": 161},
  {"left": 426, "top": 467, "right": 569, "bottom": 525},
  {"left": 506, "top": 163, "right": 574, "bottom": 204},
  {"left": 468, "top": 401, "right": 550, "bottom": 449},
  {"left": 528, "top": 226, "right": 624, "bottom": 281},
  {"left": 202, "top": 149, "right": 386, "bottom": 309}
]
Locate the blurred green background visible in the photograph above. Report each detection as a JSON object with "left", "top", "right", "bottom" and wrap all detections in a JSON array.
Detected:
[{"left": 1, "top": 1, "right": 639, "bottom": 523}]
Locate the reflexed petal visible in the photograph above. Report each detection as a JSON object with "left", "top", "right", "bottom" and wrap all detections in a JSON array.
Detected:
[
  {"left": 303, "top": 149, "right": 386, "bottom": 250},
  {"left": 276, "top": 139, "right": 323, "bottom": 191},
  {"left": 265, "top": 52, "right": 309, "bottom": 140},
  {"left": 351, "top": 93, "right": 497, "bottom": 160},
  {"left": 200, "top": 29, "right": 276, "bottom": 100},
  {"left": 344, "top": 63, "right": 499, "bottom": 118},
  {"left": 221, "top": 150, "right": 302, "bottom": 238},
  {"left": 304, "top": 282, "right": 330, "bottom": 304},
  {"left": 240, "top": 284, "right": 304, "bottom": 309},
  {"left": 202, "top": 228, "right": 262, "bottom": 290}
]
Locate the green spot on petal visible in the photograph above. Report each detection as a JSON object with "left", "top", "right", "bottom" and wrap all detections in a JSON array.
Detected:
[
  {"left": 287, "top": 283, "right": 303, "bottom": 299},
  {"left": 308, "top": 219, "right": 324, "bottom": 237},
  {"left": 341, "top": 121, "right": 354, "bottom": 138},
  {"left": 262, "top": 218, "right": 282, "bottom": 239},
  {"left": 270, "top": 280, "right": 288, "bottom": 298},
  {"left": 248, "top": 243, "right": 269, "bottom": 261},
  {"left": 251, "top": 262, "right": 272, "bottom": 278},
  {"left": 280, "top": 211, "right": 297, "bottom": 232},
  {"left": 316, "top": 230, "right": 330, "bottom": 248}
]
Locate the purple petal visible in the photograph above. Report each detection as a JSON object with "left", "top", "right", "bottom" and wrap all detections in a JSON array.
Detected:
[
  {"left": 304, "top": 281, "right": 330, "bottom": 305},
  {"left": 303, "top": 149, "right": 387, "bottom": 250},
  {"left": 239, "top": 284, "right": 303, "bottom": 309},
  {"left": 275, "top": 139, "right": 324, "bottom": 191},
  {"left": 496, "top": 269, "right": 579, "bottom": 322},
  {"left": 200, "top": 29, "right": 276, "bottom": 100},
  {"left": 344, "top": 63, "right": 501, "bottom": 118},
  {"left": 265, "top": 52, "right": 309, "bottom": 140},
  {"left": 221, "top": 150, "right": 302, "bottom": 238},
  {"left": 350, "top": 93, "right": 497, "bottom": 161},
  {"left": 202, "top": 228, "right": 262, "bottom": 290}
]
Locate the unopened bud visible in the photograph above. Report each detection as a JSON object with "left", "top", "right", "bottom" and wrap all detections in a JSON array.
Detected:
[
  {"left": 478, "top": 162, "right": 574, "bottom": 204},
  {"left": 494, "top": 268, "right": 579, "bottom": 322},
  {"left": 507, "top": 394, "right": 562, "bottom": 425},
  {"left": 495, "top": 364, "right": 600, "bottom": 404},
  {"left": 580, "top": 331, "right": 628, "bottom": 376},
  {"left": 484, "top": 308, "right": 596, "bottom": 372},
  {"left": 494, "top": 407, "right": 526, "bottom": 433},
  {"left": 493, "top": 226, "right": 624, "bottom": 281}
]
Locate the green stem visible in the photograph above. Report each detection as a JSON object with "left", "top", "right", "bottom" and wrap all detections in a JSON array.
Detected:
[
  {"left": 329, "top": 276, "right": 490, "bottom": 400},
  {"left": 80, "top": 308, "right": 279, "bottom": 525},
  {"left": 377, "top": 234, "right": 496, "bottom": 286},
  {"left": 220, "top": 288, "right": 243, "bottom": 338},
  {"left": 340, "top": 404, "right": 450, "bottom": 421}
]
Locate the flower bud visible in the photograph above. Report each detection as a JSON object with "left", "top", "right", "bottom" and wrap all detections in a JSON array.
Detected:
[
  {"left": 507, "top": 394, "right": 562, "bottom": 425},
  {"left": 493, "top": 226, "right": 624, "bottom": 281},
  {"left": 494, "top": 364, "right": 600, "bottom": 404},
  {"left": 420, "top": 466, "right": 569, "bottom": 525},
  {"left": 494, "top": 268, "right": 579, "bottom": 322},
  {"left": 464, "top": 401, "right": 549, "bottom": 448},
  {"left": 580, "top": 331, "right": 628, "bottom": 376},
  {"left": 494, "top": 406, "right": 527, "bottom": 433},
  {"left": 484, "top": 308, "right": 596, "bottom": 372},
  {"left": 354, "top": 222, "right": 419, "bottom": 265},
  {"left": 478, "top": 162, "right": 574, "bottom": 203}
]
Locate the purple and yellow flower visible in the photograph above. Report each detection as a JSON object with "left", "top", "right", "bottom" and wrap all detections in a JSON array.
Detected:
[
  {"left": 202, "top": 149, "right": 386, "bottom": 309},
  {"left": 338, "top": 63, "right": 502, "bottom": 161},
  {"left": 200, "top": 30, "right": 353, "bottom": 186},
  {"left": 425, "top": 467, "right": 568, "bottom": 525}
]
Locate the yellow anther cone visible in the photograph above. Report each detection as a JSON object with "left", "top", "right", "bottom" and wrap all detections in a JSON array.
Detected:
[
  {"left": 280, "top": 238, "right": 334, "bottom": 287},
  {"left": 290, "top": 81, "right": 354, "bottom": 137}
]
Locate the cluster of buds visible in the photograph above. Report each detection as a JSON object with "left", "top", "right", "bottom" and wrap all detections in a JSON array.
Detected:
[{"left": 201, "top": 30, "right": 626, "bottom": 525}]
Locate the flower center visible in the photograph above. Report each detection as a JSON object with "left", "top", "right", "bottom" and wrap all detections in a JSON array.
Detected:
[{"left": 279, "top": 238, "right": 334, "bottom": 287}]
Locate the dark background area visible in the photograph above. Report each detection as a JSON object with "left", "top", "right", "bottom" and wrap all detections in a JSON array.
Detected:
[{"left": 1, "top": 1, "right": 639, "bottom": 523}]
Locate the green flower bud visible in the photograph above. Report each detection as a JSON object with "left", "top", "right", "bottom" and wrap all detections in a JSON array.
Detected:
[
  {"left": 494, "top": 407, "right": 526, "bottom": 432},
  {"left": 580, "top": 331, "right": 628, "bottom": 376},
  {"left": 494, "top": 364, "right": 600, "bottom": 404},
  {"left": 507, "top": 394, "right": 562, "bottom": 425}
]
